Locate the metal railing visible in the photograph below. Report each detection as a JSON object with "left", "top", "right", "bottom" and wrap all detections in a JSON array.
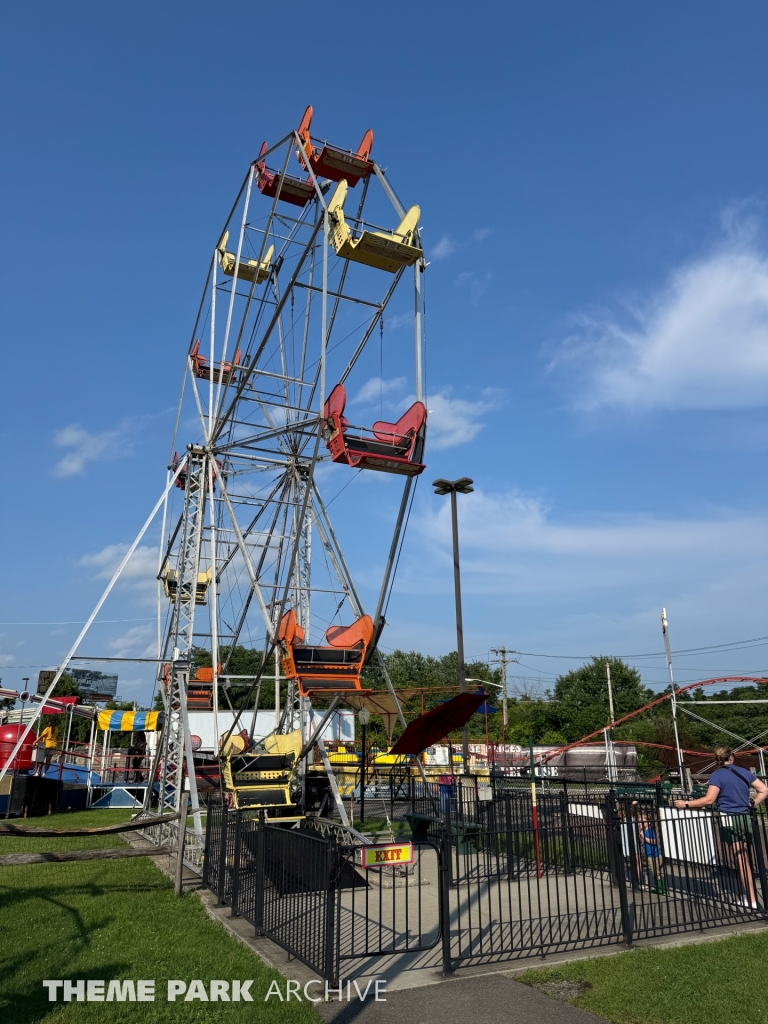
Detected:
[{"left": 202, "top": 789, "right": 768, "bottom": 982}]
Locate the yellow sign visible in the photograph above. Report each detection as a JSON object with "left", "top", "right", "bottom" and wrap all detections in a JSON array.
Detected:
[{"left": 360, "top": 842, "right": 414, "bottom": 869}]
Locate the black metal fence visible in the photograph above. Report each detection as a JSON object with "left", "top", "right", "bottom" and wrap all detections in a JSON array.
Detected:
[{"left": 203, "top": 790, "right": 768, "bottom": 982}]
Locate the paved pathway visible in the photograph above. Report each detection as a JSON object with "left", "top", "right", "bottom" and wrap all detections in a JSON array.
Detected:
[{"left": 316, "top": 973, "right": 602, "bottom": 1024}]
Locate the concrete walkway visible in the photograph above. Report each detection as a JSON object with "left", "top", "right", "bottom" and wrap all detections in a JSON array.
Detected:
[{"left": 316, "top": 973, "right": 603, "bottom": 1024}]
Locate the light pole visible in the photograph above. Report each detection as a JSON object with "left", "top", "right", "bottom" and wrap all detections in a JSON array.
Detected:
[
  {"left": 358, "top": 707, "right": 371, "bottom": 825},
  {"left": 433, "top": 476, "right": 474, "bottom": 774}
]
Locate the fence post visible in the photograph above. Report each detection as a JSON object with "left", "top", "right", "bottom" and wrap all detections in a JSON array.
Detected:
[
  {"left": 606, "top": 794, "right": 633, "bottom": 946},
  {"left": 444, "top": 790, "right": 454, "bottom": 886},
  {"left": 324, "top": 835, "right": 338, "bottom": 985},
  {"left": 751, "top": 808, "right": 768, "bottom": 920},
  {"left": 230, "top": 810, "right": 242, "bottom": 917},
  {"left": 254, "top": 812, "right": 265, "bottom": 935},
  {"left": 559, "top": 790, "right": 570, "bottom": 875},
  {"left": 201, "top": 799, "right": 213, "bottom": 889},
  {"left": 216, "top": 808, "right": 229, "bottom": 906},
  {"left": 504, "top": 792, "right": 516, "bottom": 880},
  {"left": 439, "top": 825, "right": 454, "bottom": 975},
  {"left": 174, "top": 792, "right": 189, "bottom": 896}
]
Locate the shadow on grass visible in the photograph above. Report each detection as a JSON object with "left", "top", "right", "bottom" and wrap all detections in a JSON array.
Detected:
[{"left": 1, "top": 963, "right": 132, "bottom": 1024}]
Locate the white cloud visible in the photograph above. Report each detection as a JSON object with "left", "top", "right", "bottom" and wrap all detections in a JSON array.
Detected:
[
  {"left": 425, "top": 389, "right": 501, "bottom": 449},
  {"left": 394, "top": 487, "right": 768, "bottom": 677},
  {"left": 455, "top": 270, "right": 492, "bottom": 304},
  {"left": 432, "top": 235, "right": 458, "bottom": 260},
  {"left": 53, "top": 423, "right": 129, "bottom": 477},
  {"left": 414, "top": 488, "right": 768, "bottom": 597},
  {"left": 352, "top": 377, "right": 406, "bottom": 405},
  {"left": 78, "top": 543, "right": 160, "bottom": 609},
  {"left": 555, "top": 212, "right": 768, "bottom": 411},
  {"left": 430, "top": 229, "right": 491, "bottom": 261},
  {"left": 384, "top": 312, "right": 412, "bottom": 331},
  {"left": 78, "top": 544, "right": 159, "bottom": 582},
  {"left": 107, "top": 624, "right": 156, "bottom": 660}
]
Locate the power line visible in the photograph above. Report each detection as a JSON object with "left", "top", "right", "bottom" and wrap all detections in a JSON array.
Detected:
[{"left": 469, "top": 633, "right": 768, "bottom": 664}]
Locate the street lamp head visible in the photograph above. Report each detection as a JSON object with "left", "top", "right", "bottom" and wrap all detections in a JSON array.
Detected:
[
  {"left": 358, "top": 707, "right": 371, "bottom": 726},
  {"left": 432, "top": 477, "right": 474, "bottom": 496},
  {"left": 466, "top": 677, "right": 502, "bottom": 689}
]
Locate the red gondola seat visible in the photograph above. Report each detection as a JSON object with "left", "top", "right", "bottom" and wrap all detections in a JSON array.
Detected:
[
  {"left": 189, "top": 339, "right": 241, "bottom": 385},
  {"left": 256, "top": 142, "right": 316, "bottom": 207},
  {"left": 322, "top": 383, "right": 426, "bottom": 476},
  {"left": 296, "top": 105, "right": 373, "bottom": 187},
  {"left": 278, "top": 609, "right": 373, "bottom": 698},
  {"left": 170, "top": 451, "right": 223, "bottom": 492},
  {"left": 171, "top": 451, "right": 187, "bottom": 490}
]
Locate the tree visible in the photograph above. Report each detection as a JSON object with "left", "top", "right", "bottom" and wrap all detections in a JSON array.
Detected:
[{"left": 549, "top": 657, "right": 652, "bottom": 743}]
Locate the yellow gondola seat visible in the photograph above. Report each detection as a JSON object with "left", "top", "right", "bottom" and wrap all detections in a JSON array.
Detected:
[
  {"left": 278, "top": 609, "right": 374, "bottom": 698},
  {"left": 217, "top": 231, "right": 274, "bottom": 284},
  {"left": 327, "top": 180, "right": 422, "bottom": 273},
  {"left": 221, "top": 728, "right": 302, "bottom": 812},
  {"left": 162, "top": 564, "right": 213, "bottom": 606}
]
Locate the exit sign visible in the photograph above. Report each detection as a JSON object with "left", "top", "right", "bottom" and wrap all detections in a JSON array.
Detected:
[{"left": 360, "top": 842, "right": 414, "bottom": 869}]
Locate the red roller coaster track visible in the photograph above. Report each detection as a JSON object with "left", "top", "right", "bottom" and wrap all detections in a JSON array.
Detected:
[{"left": 538, "top": 676, "right": 768, "bottom": 764}]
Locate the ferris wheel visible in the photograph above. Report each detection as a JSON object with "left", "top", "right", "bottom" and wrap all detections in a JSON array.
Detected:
[{"left": 154, "top": 107, "right": 428, "bottom": 824}]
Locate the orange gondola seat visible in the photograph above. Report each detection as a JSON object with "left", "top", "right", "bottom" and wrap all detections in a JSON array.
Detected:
[
  {"left": 278, "top": 609, "right": 374, "bottom": 698},
  {"left": 256, "top": 142, "right": 316, "bottom": 207},
  {"left": 296, "top": 105, "right": 373, "bottom": 187},
  {"left": 186, "top": 665, "right": 221, "bottom": 709},
  {"left": 322, "top": 383, "right": 426, "bottom": 476},
  {"left": 189, "top": 339, "right": 241, "bottom": 386}
]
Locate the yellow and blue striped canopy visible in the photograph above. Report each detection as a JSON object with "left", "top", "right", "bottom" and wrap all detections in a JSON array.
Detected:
[{"left": 96, "top": 710, "right": 162, "bottom": 732}]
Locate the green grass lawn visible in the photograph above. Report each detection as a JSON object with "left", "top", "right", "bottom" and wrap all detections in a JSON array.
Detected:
[
  {"left": 517, "top": 930, "right": 768, "bottom": 1024},
  {"left": 0, "top": 810, "right": 320, "bottom": 1023}
]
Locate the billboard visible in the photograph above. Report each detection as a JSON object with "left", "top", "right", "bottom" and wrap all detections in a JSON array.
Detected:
[{"left": 38, "top": 668, "right": 118, "bottom": 702}]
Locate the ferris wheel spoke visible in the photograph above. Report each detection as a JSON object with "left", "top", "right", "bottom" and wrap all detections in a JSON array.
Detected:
[{"left": 213, "top": 459, "right": 276, "bottom": 638}]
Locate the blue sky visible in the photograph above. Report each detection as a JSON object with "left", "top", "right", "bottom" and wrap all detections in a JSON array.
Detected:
[{"left": 2, "top": 2, "right": 768, "bottom": 705}]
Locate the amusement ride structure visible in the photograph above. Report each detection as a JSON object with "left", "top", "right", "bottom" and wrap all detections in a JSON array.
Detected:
[
  {"left": 154, "top": 106, "right": 433, "bottom": 830},
  {"left": 0, "top": 107, "right": 429, "bottom": 830}
]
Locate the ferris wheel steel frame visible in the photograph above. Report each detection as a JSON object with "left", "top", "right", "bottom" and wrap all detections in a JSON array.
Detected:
[
  {"left": 0, "top": 125, "right": 428, "bottom": 819},
  {"left": 152, "top": 127, "right": 427, "bottom": 824}
]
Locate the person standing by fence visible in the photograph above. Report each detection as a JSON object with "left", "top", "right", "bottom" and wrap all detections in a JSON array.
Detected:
[
  {"left": 632, "top": 802, "right": 665, "bottom": 894},
  {"left": 674, "top": 746, "right": 768, "bottom": 909}
]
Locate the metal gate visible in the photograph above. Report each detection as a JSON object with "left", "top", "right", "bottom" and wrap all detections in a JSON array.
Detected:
[{"left": 202, "top": 809, "right": 442, "bottom": 983}]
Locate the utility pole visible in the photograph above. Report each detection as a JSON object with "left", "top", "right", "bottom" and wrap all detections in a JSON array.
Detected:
[
  {"left": 604, "top": 660, "right": 617, "bottom": 782},
  {"left": 661, "top": 608, "right": 687, "bottom": 795},
  {"left": 606, "top": 661, "right": 615, "bottom": 724},
  {"left": 433, "top": 477, "right": 474, "bottom": 773},
  {"left": 490, "top": 647, "right": 517, "bottom": 741}
]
